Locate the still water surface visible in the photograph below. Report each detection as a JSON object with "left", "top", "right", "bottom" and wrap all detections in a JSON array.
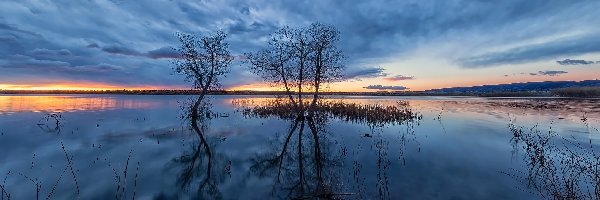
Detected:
[{"left": 0, "top": 95, "right": 599, "bottom": 199}]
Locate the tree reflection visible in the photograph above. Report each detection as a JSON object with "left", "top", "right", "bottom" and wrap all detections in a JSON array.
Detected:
[
  {"left": 249, "top": 112, "right": 349, "bottom": 199},
  {"left": 239, "top": 98, "right": 421, "bottom": 199},
  {"left": 171, "top": 98, "right": 229, "bottom": 199}
]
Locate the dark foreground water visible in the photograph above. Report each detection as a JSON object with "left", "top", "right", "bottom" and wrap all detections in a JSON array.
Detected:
[{"left": 0, "top": 95, "right": 599, "bottom": 199}]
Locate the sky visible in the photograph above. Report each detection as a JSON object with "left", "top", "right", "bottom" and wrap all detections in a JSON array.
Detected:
[{"left": 1, "top": 0, "right": 599, "bottom": 91}]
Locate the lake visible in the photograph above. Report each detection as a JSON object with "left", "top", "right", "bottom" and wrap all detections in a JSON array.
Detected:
[{"left": 0, "top": 95, "right": 599, "bottom": 199}]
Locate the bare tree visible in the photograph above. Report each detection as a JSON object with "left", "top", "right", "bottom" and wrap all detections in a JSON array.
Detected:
[
  {"left": 245, "top": 27, "right": 299, "bottom": 110},
  {"left": 245, "top": 23, "right": 344, "bottom": 112},
  {"left": 174, "top": 31, "right": 232, "bottom": 119},
  {"left": 306, "top": 23, "right": 344, "bottom": 109}
]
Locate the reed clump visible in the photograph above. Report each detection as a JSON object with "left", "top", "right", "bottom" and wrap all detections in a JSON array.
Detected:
[{"left": 239, "top": 99, "right": 421, "bottom": 126}]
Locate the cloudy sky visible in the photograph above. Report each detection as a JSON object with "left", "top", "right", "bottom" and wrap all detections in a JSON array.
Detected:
[{"left": 1, "top": 0, "right": 599, "bottom": 91}]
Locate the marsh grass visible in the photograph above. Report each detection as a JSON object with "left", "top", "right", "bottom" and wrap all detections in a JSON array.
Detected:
[
  {"left": 0, "top": 142, "right": 81, "bottom": 200},
  {"left": 105, "top": 150, "right": 140, "bottom": 200},
  {"left": 0, "top": 170, "right": 11, "bottom": 200},
  {"left": 1, "top": 140, "right": 142, "bottom": 199},
  {"left": 235, "top": 99, "right": 422, "bottom": 127},
  {"left": 506, "top": 117, "right": 600, "bottom": 199}
]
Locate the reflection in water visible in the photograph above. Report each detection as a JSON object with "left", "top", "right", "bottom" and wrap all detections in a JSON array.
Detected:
[
  {"left": 172, "top": 97, "right": 229, "bottom": 199},
  {"left": 239, "top": 98, "right": 422, "bottom": 199},
  {"left": 249, "top": 113, "right": 347, "bottom": 199},
  {"left": 36, "top": 113, "right": 63, "bottom": 134},
  {"left": 0, "top": 95, "right": 161, "bottom": 114},
  {"left": 3, "top": 95, "right": 599, "bottom": 198},
  {"left": 507, "top": 117, "right": 600, "bottom": 199},
  {"left": 444, "top": 98, "right": 600, "bottom": 121}
]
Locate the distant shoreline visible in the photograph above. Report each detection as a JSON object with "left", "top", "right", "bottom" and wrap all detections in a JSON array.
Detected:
[
  {"left": 2, "top": 80, "right": 599, "bottom": 97},
  {"left": 0, "top": 89, "right": 438, "bottom": 96},
  {"left": 1, "top": 89, "right": 599, "bottom": 98}
]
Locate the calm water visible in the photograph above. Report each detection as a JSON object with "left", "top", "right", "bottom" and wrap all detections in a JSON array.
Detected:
[{"left": 0, "top": 95, "right": 599, "bottom": 199}]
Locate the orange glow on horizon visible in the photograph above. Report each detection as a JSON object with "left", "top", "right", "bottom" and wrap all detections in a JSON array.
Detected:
[
  {"left": 228, "top": 82, "right": 369, "bottom": 92},
  {"left": 0, "top": 95, "right": 161, "bottom": 114},
  {"left": 2, "top": 71, "right": 598, "bottom": 92},
  {"left": 227, "top": 83, "right": 290, "bottom": 92},
  {"left": 0, "top": 83, "right": 173, "bottom": 91}
]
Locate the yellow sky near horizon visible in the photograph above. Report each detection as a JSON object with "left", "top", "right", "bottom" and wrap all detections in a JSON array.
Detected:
[
  {"left": 1, "top": 71, "right": 598, "bottom": 92},
  {"left": 2, "top": 57, "right": 598, "bottom": 91}
]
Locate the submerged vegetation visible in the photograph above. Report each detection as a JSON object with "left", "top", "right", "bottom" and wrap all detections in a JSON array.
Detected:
[
  {"left": 235, "top": 96, "right": 422, "bottom": 199},
  {"left": 234, "top": 99, "right": 421, "bottom": 127},
  {"left": 506, "top": 117, "right": 600, "bottom": 199}
]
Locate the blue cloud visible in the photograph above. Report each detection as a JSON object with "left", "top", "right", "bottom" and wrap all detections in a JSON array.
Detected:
[
  {"left": 146, "top": 46, "right": 178, "bottom": 59},
  {"left": 102, "top": 45, "right": 142, "bottom": 56},
  {"left": 457, "top": 34, "right": 600, "bottom": 68},
  {"left": 556, "top": 59, "right": 596, "bottom": 65},
  {"left": 343, "top": 66, "right": 388, "bottom": 81},
  {"left": 533, "top": 70, "right": 568, "bottom": 76},
  {"left": 1, "top": 0, "right": 599, "bottom": 88},
  {"left": 30, "top": 48, "right": 72, "bottom": 56}
]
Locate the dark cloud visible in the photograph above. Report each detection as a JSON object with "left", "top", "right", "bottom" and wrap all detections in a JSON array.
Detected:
[
  {"left": 1, "top": 54, "right": 70, "bottom": 69},
  {"left": 240, "top": 6, "right": 250, "bottom": 15},
  {"left": 86, "top": 43, "right": 99, "bottom": 48},
  {"left": 0, "top": 55, "right": 122, "bottom": 73},
  {"left": 363, "top": 85, "right": 408, "bottom": 91},
  {"left": 343, "top": 66, "right": 388, "bottom": 81},
  {"left": 537, "top": 70, "right": 568, "bottom": 76},
  {"left": 0, "top": 35, "right": 17, "bottom": 43},
  {"left": 75, "top": 63, "right": 124, "bottom": 73},
  {"left": 101, "top": 45, "right": 142, "bottom": 56},
  {"left": 383, "top": 75, "right": 414, "bottom": 81},
  {"left": 30, "top": 48, "right": 72, "bottom": 56},
  {"left": 146, "top": 46, "right": 179, "bottom": 59},
  {"left": 529, "top": 70, "right": 568, "bottom": 76},
  {"left": 228, "top": 21, "right": 277, "bottom": 35},
  {"left": 0, "top": 21, "right": 53, "bottom": 56},
  {"left": 457, "top": 34, "right": 600, "bottom": 68},
  {"left": 0, "top": 21, "right": 40, "bottom": 37},
  {"left": 556, "top": 59, "right": 595, "bottom": 65}
]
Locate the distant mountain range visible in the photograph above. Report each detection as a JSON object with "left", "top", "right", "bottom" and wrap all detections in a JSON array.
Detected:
[{"left": 425, "top": 80, "right": 600, "bottom": 94}]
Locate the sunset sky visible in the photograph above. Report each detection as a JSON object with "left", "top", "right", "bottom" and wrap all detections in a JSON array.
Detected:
[{"left": 1, "top": 0, "right": 599, "bottom": 91}]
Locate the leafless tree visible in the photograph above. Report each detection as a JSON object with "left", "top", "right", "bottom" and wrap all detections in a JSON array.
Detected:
[
  {"left": 306, "top": 23, "right": 344, "bottom": 109},
  {"left": 245, "top": 27, "right": 299, "bottom": 110},
  {"left": 174, "top": 31, "right": 232, "bottom": 120},
  {"left": 245, "top": 23, "right": 344, "bottom": 112}
]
